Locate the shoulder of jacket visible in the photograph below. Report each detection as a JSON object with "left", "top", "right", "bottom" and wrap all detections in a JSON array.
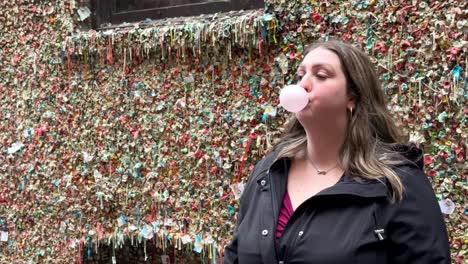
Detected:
[
  {"left": 393, "top": 165, "right": 427, "bottom": 185},
  {"left": 251, "top": 150, "right": 280, "bottom": 179},
  {"left": 387, "top": 165, "right": 438, "bottom": 212},
  {"left": 240, "top": 150, "right": 280, "bottom": 200}
]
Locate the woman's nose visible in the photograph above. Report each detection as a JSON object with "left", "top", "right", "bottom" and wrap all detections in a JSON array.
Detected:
[{"left": 298, "top": 77, "right": 312, "bottom": 93}]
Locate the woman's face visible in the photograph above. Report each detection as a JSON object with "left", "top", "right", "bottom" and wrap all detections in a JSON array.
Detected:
[{"left": 295, "top": 47, "right": 354, "bottom": 124}]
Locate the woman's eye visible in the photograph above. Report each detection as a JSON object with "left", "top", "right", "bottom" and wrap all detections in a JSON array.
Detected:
[
  {"left": 294, "top": 75, "right": 303, "bottom": 82},
  {"left": 316, "top": 74, "right": 328, "bottom": 80}
]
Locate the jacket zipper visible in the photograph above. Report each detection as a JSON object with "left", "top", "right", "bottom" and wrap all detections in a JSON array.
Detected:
[
  {"left": 270, "top": 163, "right": 301, "bottom": 264},
  {"left": 280, "top": 186, "right": 341, "bottom": 263},
  {"left": 280, "top": 205, "right": 311, "bottom": 264}
]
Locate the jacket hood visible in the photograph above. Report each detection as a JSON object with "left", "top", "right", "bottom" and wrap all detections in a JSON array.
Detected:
[{"left": 392, "top": 143, "right": 424, "bottom": 170}]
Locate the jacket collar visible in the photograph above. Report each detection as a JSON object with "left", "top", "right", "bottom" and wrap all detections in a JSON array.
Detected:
[{"left": 316, "top": 175, "right": 389, "bottom": 199}]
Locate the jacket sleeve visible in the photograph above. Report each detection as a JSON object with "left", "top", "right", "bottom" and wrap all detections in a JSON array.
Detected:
[
  {"left": 223, "top": 159, "right": 264, "bottom": 264},
  {"left": 386, "top": 166, "right": 451, "bottom": 263}
]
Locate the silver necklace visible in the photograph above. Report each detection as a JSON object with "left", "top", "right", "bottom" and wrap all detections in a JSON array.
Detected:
[{"left": 307, "top": 159, "right": 339, "bottom": 175}]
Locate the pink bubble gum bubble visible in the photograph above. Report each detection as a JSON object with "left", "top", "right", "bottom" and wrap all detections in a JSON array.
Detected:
[{"left": 279, "top": 85, "right": 308, "bottom": 113}]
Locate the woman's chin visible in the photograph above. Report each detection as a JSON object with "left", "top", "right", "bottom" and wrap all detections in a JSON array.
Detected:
[{"left": 295, "top": 107, "right": 313, "bottom": 119}]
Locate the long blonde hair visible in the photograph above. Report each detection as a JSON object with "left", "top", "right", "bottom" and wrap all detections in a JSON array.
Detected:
[{"left": 272, "top": 40, "right": 408, "bottom": 202}]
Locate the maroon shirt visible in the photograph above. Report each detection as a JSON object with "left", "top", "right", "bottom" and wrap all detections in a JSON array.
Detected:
[{"left": 275, "top": 191, "right": 294, "bottom": 239}]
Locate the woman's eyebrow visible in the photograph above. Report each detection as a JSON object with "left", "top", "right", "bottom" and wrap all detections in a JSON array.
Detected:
[
  {"left": 298, "top": 62, "right": 333, "bottom": 69},
  {"left": 298, "top": 63, "right": 334, "bottom": 71}
]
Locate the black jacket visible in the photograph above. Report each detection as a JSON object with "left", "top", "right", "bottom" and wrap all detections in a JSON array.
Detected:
[{"left": 224, "top": 146, "right": 451, "bottom": 264}]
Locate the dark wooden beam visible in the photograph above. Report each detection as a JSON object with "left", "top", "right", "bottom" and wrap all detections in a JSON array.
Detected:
[{"left": 93, "top": 0, "right": 264, "bottom": 28}]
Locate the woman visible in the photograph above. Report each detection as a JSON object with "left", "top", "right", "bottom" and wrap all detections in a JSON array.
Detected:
[{"left": 223, "top": 40, "right": 450, "bottom": 263}]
